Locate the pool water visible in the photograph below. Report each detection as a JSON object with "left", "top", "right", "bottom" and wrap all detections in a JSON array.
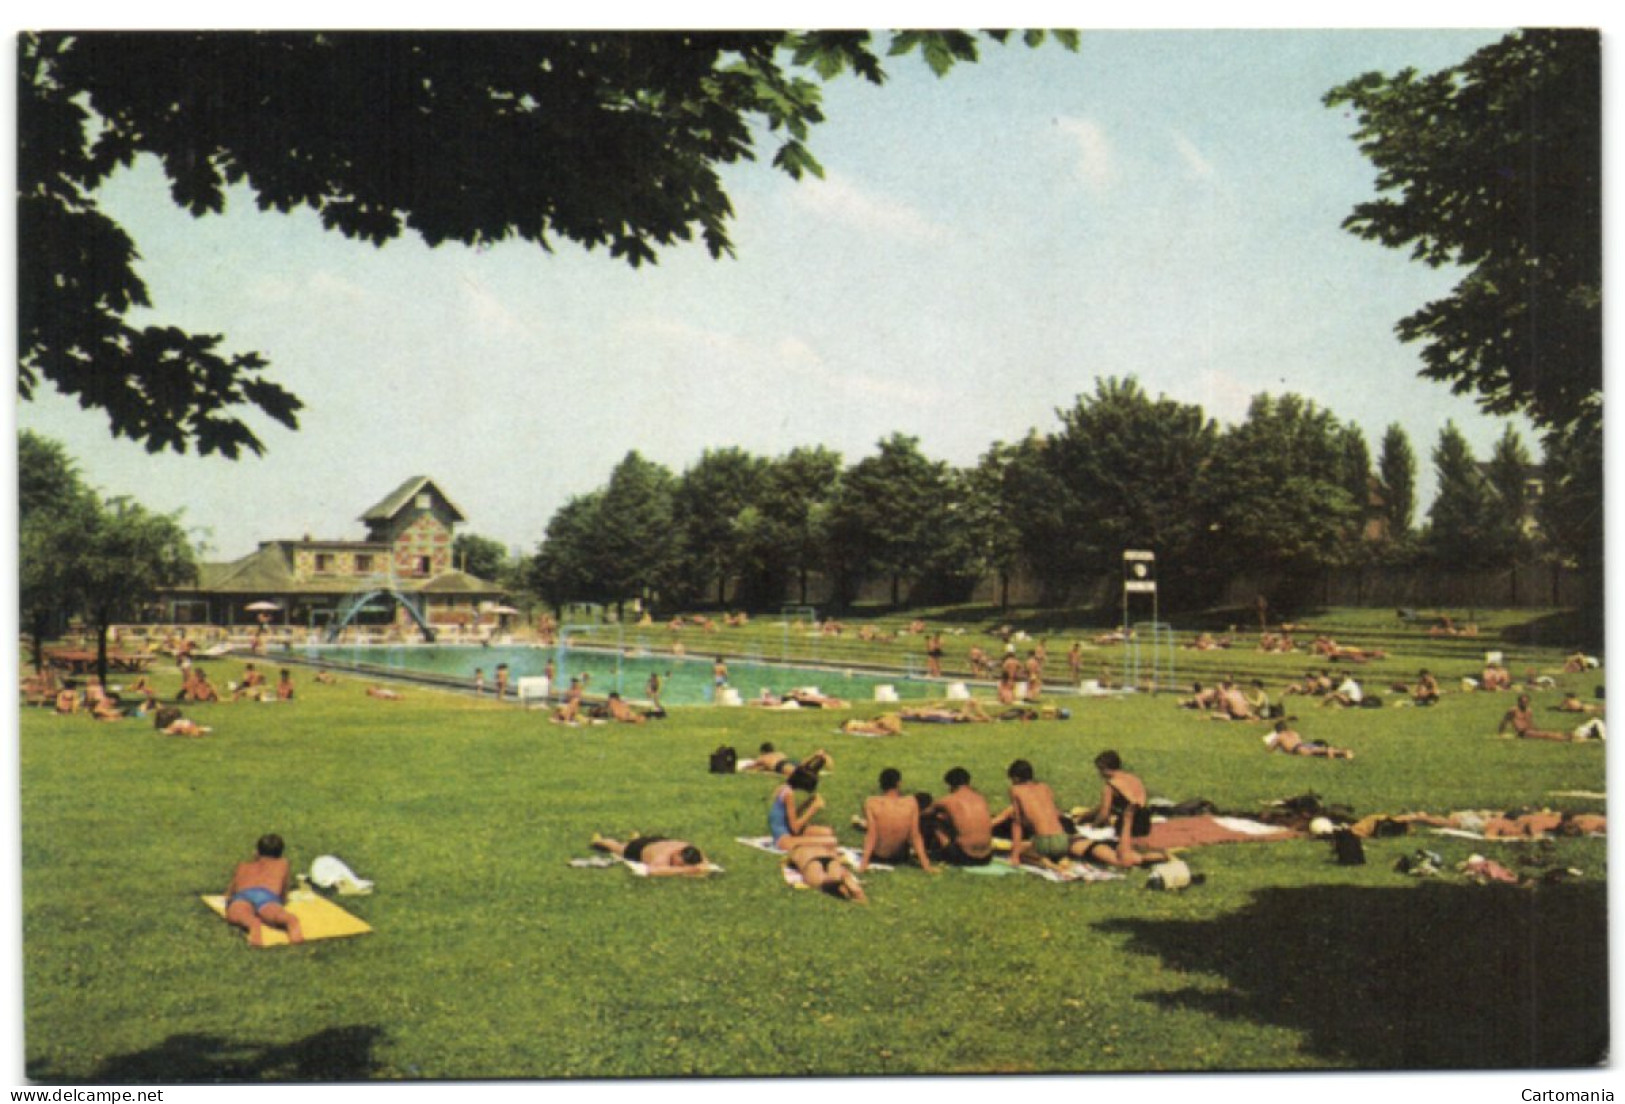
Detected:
[{"left": 302, "top": 643, "right": 943, "bottom": 706}]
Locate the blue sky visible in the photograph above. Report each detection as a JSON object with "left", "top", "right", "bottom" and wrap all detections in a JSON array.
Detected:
[{"left": 11, "top": 24, "right": 1578, "bottom": 561}]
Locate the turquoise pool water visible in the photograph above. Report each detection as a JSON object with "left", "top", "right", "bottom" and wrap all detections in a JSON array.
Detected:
[{"left": 301, "top": 643, "right": 942, "bottom": 706}]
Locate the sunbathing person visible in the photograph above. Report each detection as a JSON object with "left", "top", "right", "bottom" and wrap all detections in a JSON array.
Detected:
[
  {"left": 923, "top": 767, "right": 994, "bottom": 866},
  {"left": 366, "top": 685, "right": 404, "bottom": 701},
  {"left": 1554, "top": 693, "right": 1602, "bottom": 714},
  {"left": 769, "top": 767, "right": 837, "bottom": 850},
  {"left": 312, "top": 670, "right": 339, "bottom": 685},
  {"left": 783, "top": 840, "right": 867, "bottom": 903},
  {"left": 857, "top": 768, "right": 936, "bottom": 872},
  {"left": 1282, "top": 669, "right": 1331, "bottom": 698},
  {"left": 90, "top": 689, "right": 127, "bottom": 722},
  {"left": 232, "top": 663, "right": 268, "bottom": 701},
  {"left": 744, "top": 743, "right": 834, "bottom": 776},
  {"left": 901, "top": 698, "right": 991, "bottom": 723},
  {"left": 842, "top": 713, "right": 903, "bottom": 737},
  {"left": 603, "top": 692, "right": 646, "bottom": 724},
  {"left": 1319, "top": 675, "right": 1364, "bottom": 708},
  {"left": 276, "top": 670, "right": 295, "bottom": 701},
  {"left": 1211, "top": 679, "right": 1257, "bottom": 721},
  {"left": 992, "top": 759, "right": 1071, "bottom": 872},
  {"left": 1264, "top": 720, "right": 1354, "bottom": 759},
  {"left": 1412, "top": 669, "right": 1441, "bottom": 705},
  {"left": 54, "top": 685, "right": 81, "bottom": 714},
  {"left": 181, "top": 668, "right": 220, "bottom": 703},
  {"left": 1243, "top": 680, "right": 1274, "bottom": 719},
  {"left": 1178, "top": 682, "right": 1220, "bottom": 711},
  {"left": 1498, "top": 694, "right": 1573, "bottom": 741},
  {"left": 1563, "top": 652, "right": 1592, "bottom": 674},
  {"left": 1082, "top": 751, "right": 1171, "bottom": 868},
  {"left": 785, "top": 688, "right": 850, "bottom": 709},
  {"left": 224, "top": 833, "right": 304, "bottom": 946},
  {"left": 590, "top": 834, "right": 712, "bottom": 876},
  {"left": 153, "top": 705, "right": 211, "bottom": 737},
  {"left": 1479, "top": 662, "right": 1512, "bottom": 692}
]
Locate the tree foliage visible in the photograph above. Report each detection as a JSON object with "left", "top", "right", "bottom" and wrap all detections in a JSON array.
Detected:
[
  {"left": 451, "top": 532, "right": 511, "bottom": 584},
  {"left": 1325, "top": 30, "right": 1601, "bottom": 437},
  {"left": 1376, "top": 423, "right": 1417, "bottom": 541},
  {"left": 1424, "top": 422, "right": 1492, "bottom": 570},
  {"left": 19, "top": 30, "right": 1075, "bottom": 457}
]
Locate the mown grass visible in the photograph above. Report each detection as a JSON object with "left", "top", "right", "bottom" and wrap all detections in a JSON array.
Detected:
[{"left": 19, "top": 610, "right": 1608, "bottom": 1081}]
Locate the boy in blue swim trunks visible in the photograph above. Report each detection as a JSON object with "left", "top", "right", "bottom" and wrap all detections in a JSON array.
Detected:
[{"left": 224, "top": 834, "right": 304, "bottom": 945}]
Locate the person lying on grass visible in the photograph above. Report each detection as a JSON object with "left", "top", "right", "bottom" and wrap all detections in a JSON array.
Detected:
[
  {"left": 1178, "top": 682, "right": 1220, "bottom": 711},
  {"left": 1554, "top": 692, "right": 1603, "bottom": 715},
  {"left": 1081, "top": 751, "right": 1172, "bottom": 869},
  {"left": 769, "top": 766, "right": 837, "bottom": 850},
  {"left": 1263, "top": 720, "right": 1354, "bottom": 759},
  {"left": 922, "top": 767, "right": 995, "bottom": 867},
  {"left": 1282, "top": 669, "right": 1334, "bottom": 698},
  {"left": 590, "top": 834, "right": 712, "bottom": 876},
  {"left": 784, "top": 839, "right": 867, "bottom": 903},
  {"left": 587, "top": 692, "right": 646, "bottom": 724},
  {"left": 224, "top": 833, "right": 304, "bottom": 946},
  {"left": 841, "top": 713, "right": 903, "bottom": 737},
  {"left": 743, "top": 743, "right": 834, "bottom": 776},
  {"left": 991, "top": 759, "right": 1072, "bottom": 873},
  {"left": 366, "top": 685, "right": 404, "bottom": 701},
  {"left": 858, "top": 768, "right": 936, "bottom": 873},
  {"left": 900, "top": 698, "right": 992, "bottom": 723},
  {"left": 1498, "top": 694, "right": 1575, "bottom": 741},
  {"left": 153, "top": 705, "right": 211, "bottom": 737},
  {"left": 784, "top": 688, "right": 850, "bottom": 709}
]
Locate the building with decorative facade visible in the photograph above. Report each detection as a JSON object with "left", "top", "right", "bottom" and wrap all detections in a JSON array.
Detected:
[{"left": 156, "top": 477, "right": 506, "bottom": 637}]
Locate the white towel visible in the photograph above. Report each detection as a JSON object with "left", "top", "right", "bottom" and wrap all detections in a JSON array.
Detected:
[{"left": 309, "top": 854, "right": 374, "bottom": 896}]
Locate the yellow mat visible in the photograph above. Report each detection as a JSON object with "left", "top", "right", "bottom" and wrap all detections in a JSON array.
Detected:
[{"left": 201, "top": 889, "right": 373, "bottom": 946}]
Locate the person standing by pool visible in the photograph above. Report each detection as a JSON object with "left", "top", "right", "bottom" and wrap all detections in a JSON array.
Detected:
[
  {"left": 646, "top": 670, "right": 664, "bottom": 712},
  {"left": 494, "top": 663, "right": 510, "bottom": 700},
  {"left": 926, "top": 634, "right": 944, "bottom": 679},
  {"left": 713, "top": 656, "right": 729, "bottom": 688},
  {"left": 473, "top": 668, "right": 485, "bottom": 696}
]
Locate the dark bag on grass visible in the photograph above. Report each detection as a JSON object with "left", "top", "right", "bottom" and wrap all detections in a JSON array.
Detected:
[
  {"left": 153, "top": 705, "right": 182, "bottom": 730},
  {"left": 709, "top": 746, "right": 737, "bottom": 774},
  {"left": 1332, "top": 829, "right": 1366, "bottom": 865},
  {"left": 1131, "top": 806, "right": 1154, "bottom": 838}
]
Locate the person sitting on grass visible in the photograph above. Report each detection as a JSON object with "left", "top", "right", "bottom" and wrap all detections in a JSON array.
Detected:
[
  {"left": 313, "top": 670, "right": 339, "bottom": 685},
  {"left": 90, "top": 687, "right": 127, "bottom": 722},
  {"left": 1211, "top": 679, "right": 1258, "bottom": 721},
  {"left": 232, "top": 663, "right": 268, "bottom": 702},
  {"left": 858, "top": 768, "right": 936, "bottom": 873},
  {"left": 784, "top": 839, "right": 867, "bottom": 903},
  {"left": 181, "top": 667, "right": 220, "bottom": 703},
  {"left": 1080, "top": 751, "right": 1172, "bottom": 869},
  {"left": 1497, "top": 694, "right": 1574, "bottom": 742},
  {"left": 1264, "top": 720, "right": 1354, "bottom": 759},
  {"left": 366, "top": 685, "right": 404, "bottom": 701},
  {"left": 744, "top": 743, "right": 835, "bottom": 777},
  {"left": 276, "top": 669, "right": 295, "bottom": 701},
  {"left": 54, "top": 683, "right": 81, "bottom": 714},
  {"left": 1282, "top": 669, "right": 1334, "bottom": 698},
  {"left": 1479, "top": 661, "right": 1512, "bottom": 692},
  {"left": 224, "top": 833, "right": 304, "bottom": 946},
  {"left": 1319, "top": 675, "right": 1364, "bottom": 708},
  {"left": 1244, "top": 679, "right": 1274, "bottom": 720},
  {"left": 923, "top": 767, "right": 995, "bottom": 866},
  {"left": 1411, "top": 669, "right": 1441, "bottom": 706},
  {"left": 600, "top": 692, "right": 646, "bottom": 724},
  {"left": 590, "top": 834, "right": 712, "bottom": 876},
  {"left": 991, "top": 759, "right": 1072, "bottom": 873},
  {"left": 1178, "top": 682, "right": 1220, "bottom": 711},
  {"left": 769, "top": 766, "right": 837, "bottom": 850}
]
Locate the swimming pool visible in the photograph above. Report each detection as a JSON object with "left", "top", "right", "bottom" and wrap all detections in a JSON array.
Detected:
[{"left": 300, "top": 643, "right": 946, "bottom": 706}]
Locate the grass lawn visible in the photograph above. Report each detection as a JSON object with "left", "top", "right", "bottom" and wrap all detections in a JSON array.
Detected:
[{"left": 18, "top": 608, "right": 1609, "bottom": 1080}]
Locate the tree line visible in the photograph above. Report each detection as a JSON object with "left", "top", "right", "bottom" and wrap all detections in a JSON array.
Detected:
[{"left": 505, "top": 376, "right": 1597, "bottom": 618}]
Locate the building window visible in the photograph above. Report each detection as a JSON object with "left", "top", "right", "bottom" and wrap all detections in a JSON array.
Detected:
[
  {"left": 416, "top": 493, "right": 431, "bottom": 510},
  {"left": 416, "top": 556, "right": 433, "bottom": 575},
  {"left": 314, "top": 553, "right": 334, "bottom": 573},
  {"left": 355, "top": 554, "right": 374, "bottom": 573}
]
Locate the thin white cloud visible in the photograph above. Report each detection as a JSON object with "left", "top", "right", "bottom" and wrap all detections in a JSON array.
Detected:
[
  {"left": 1172, "top": 132, "right": 1216, "bottom": 179},
  {"left": 790, "top": 171, "right": 949, "bottom": 244},
  {"left": 1056, "top": 115, "right": 1115, "bottom": 189}
]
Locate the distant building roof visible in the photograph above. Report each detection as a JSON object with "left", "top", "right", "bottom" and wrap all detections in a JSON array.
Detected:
[{"left": 360, "top": 476, "right": 467, "bottom": 525}]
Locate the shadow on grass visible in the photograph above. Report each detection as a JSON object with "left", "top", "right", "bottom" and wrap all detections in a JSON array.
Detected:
[
  {"left": 1099, "top": 882, "right": 1608, "bottom": 1069},
  {"left": 66, "top": 1025, "right": 384, "bottom": 1083}
]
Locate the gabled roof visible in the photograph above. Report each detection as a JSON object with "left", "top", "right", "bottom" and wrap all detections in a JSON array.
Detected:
[
  {"left": 197, "top": 544, "right": 298, "bottom": 592},
  {"left": 416, "top": 569, "right": 504, "bottom": 594},
  {"left": 360, "top": 476, "right": 467, "bottom": 524}
]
